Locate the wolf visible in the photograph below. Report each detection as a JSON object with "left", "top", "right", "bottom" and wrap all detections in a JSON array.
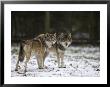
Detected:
[
  {"left": 48, "top": 33, "right": 72, "bottom": 68},
  {"left": 15, "top": 33, "right": 56, "bottom": 73}
]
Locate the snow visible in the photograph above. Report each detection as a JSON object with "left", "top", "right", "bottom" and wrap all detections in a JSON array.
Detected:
[{"left": 11, "top": 45, "right": 100, "bottom": 77}]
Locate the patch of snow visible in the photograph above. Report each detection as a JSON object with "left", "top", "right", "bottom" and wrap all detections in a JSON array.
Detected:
[{"left": 11, "top": 45, "right": 100, "bottom": 77}]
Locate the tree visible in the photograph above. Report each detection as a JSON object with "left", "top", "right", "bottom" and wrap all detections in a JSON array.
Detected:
[{"left": 45, "top": 11, "right": 50, "bottom": 33}]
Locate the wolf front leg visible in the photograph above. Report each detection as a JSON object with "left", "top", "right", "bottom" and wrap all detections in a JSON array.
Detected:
[
  {"left": 56, "top": 52, "right": 61, "bottom": 68},
  {"left": 60, "top": 52, "right": 66, "bottom": 68},
  {"left": 36, "top": 52, "right": 44, "bottom": 69},
  {"left": 43, "top": 51, "right": 49, "bottom": 68}
]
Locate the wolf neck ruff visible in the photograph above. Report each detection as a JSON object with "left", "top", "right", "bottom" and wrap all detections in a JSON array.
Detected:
[{"left": 57, "top": 43, "right": 66, "bottom": 51}]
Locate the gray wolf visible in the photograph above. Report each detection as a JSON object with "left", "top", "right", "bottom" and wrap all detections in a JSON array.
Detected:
[
  {"left": 46, "top": 33, "right": 72, "bottom": 68},
  {"left": 15, "top": 33, "right": 56, "bottom": 73}
]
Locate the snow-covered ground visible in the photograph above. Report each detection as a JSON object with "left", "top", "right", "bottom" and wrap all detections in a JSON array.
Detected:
[{"left": 11, "top": 45, "right": 100, "bottom": 77}]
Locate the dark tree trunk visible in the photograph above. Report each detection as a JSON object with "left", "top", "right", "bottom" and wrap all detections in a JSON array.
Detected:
[{"left": 45, "top": 11, "right": 50, "bottom": 33}]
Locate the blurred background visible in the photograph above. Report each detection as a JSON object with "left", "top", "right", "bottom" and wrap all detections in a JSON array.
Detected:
[{"left": 11, "top": 11, "right": 100, "bottom": 45}]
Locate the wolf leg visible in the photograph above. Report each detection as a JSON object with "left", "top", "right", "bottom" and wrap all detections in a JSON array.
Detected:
[
  {"left": 57, "top": 52, "right": 61, "bottom": 68},
  {"left": 24, "top": 53, "right": 31, "bottom": 73},
  {"left": 58, "top": 58, "right": 61, "bottom": 68},
  {"left": 43, "top": 51, "right": 49, "bottom": 68},
  {"left": 36, "top": 56, "right": 40, "bottom": 69},
  {"left": 60, "top": 52, "right": 66, "bottom": 68},
  {"left": 15, "top": 42, "right": 24, "bottom": 71},
  {"left": 24, "top": 58, "right": 30, "bottom": 73},
  {"left": 40, "top": 52, "right": 44, "bottom": 69},
  {"left": 36, "top": 53, "right": 43, "bottom": 69}
]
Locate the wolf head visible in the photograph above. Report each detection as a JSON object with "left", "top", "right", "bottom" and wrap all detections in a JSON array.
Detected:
[{"left": 57, "top": 33, "right": 72, "bottom": 49}]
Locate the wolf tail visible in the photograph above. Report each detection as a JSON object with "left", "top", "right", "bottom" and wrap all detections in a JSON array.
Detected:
[{"left": 18, "top": 42, "right": 25, "bottom": 62}]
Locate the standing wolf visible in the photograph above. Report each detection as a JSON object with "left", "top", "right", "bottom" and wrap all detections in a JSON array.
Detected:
[
  {"left": 51, "top": 33, "right": 72, "bottom": 68},
  {"left": 15, "top": 33, "right": 56, "bottom": 73}
]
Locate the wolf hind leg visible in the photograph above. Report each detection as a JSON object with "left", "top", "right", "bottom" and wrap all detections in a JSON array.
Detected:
[
  {"left": 15, "top": 43, "right": 24, "bottom": 71},
  {"left": 24, "top": 58, "right": 30, "bottom": 73},
  {"left": 24, "top": 53, "right": 31, "bottom": 73},
  {"left": 36, "top": 53, "right": 44, "bottom": 69}
]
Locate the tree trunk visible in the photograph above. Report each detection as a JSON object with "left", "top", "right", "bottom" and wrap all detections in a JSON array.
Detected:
[{"left": 45, "top": 11, "right": 50, "bottom": 32}]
